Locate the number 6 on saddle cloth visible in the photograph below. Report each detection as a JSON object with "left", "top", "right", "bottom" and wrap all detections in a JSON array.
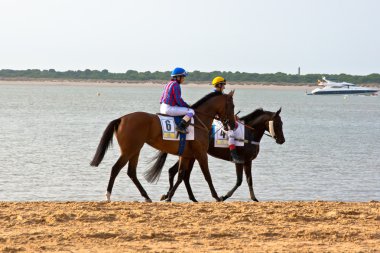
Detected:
[{"left": 158, "top": 115, "right": 195, "bottom": 155}]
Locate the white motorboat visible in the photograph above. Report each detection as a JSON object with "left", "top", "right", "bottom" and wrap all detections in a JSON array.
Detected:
[{"left": 307, "top": 77, "right": 378, "bottom": 95}]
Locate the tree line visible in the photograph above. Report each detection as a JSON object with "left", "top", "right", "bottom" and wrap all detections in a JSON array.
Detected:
[{"left": 1, "top": 69, "right": 380, "bottom": 84}]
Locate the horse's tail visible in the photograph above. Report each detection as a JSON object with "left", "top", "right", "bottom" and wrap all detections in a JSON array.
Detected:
[
  {"left": 90, "top": 118, "right": 121, "bottom": 167},
  {"left": 144, "top": 151, "right": 168, "bottom": 183}
]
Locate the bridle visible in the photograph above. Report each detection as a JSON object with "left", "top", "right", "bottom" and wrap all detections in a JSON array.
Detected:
[
  {"left": 268, "top": 120, "right": 276, "bottom": 139},
  {"left": 219, "top": 97, "right": 233, "bottom": 130}
]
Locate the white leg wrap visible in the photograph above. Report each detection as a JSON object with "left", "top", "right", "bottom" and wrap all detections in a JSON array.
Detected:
[{"left": 106, "top": 191, "right": 111, "bottom": 202}]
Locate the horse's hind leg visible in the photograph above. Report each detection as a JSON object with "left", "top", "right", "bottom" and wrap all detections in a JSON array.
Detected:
[
  {"left": 160, "top": 161, "right": 179, "bottom": 201},
  {"left": 127, "top": 152, "right": 152, "bottom": 202},
  {"left": 221, "top": 164, "right": 244, "bottom": 201},
  {"left": 106, "top": 155, "right": 128, "bottom": 202},
  {"left": 244, "top": 162, "right": 258, "bottom": 202}
]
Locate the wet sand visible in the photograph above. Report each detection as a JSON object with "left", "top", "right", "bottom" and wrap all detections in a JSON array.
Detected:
[{"left": 1, "top": 201, "right": 379, "bottom": 252}]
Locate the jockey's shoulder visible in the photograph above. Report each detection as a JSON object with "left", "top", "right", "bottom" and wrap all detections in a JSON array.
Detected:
[{"left": 167, "top": 80, "right": 179, "bottom": 87}]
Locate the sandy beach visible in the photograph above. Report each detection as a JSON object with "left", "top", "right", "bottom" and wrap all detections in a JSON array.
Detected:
[{"left": 1, "top": 201, "right": 379, "bottom": 252}]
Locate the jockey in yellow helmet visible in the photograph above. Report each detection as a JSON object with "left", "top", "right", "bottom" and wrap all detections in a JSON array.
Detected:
[
  {"left": 212, "top": 76, "right": 227, "bottom": 93},
  {"left": 212, "top": 77, "right": 243, "bottom": 164}
]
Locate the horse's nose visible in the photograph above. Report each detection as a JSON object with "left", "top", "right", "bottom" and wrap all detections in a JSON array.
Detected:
[{"left": 277, "top": 138, "right": 285, "bottom": 144}]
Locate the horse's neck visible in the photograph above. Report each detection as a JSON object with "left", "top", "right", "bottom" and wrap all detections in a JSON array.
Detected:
[
  {"left": 248, "top": 115, "right": 269, "bottom": 142},
  {"left": 195, "top": 103, "right": 220, "bottom": 129},
  {"left": 250, "top": 127, "right": 265, "bottom": 142},
  {"left": 195, "top": 108, "right": 215, "bottom": 129}
]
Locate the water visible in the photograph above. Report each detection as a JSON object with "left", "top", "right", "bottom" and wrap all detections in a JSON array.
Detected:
[{"left": 0, "top": 83, "right": 379, "bottom": 202}]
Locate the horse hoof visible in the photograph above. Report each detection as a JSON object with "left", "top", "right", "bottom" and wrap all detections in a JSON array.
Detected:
[
  {"left": 216, "top": 197, "right": 223, "bottom": 202},
  {"left": 105, "top": 192, "right": 111, "bottom": 202},
  {"left": 190, "top": 199, "right": 198, "bottom": 203},
  {"left": 252, "top": 198, "right": 259, "bottom": 202},
  {"left": 165, "top": 199, "right": 172, "bottom": 203},
  {"left": 145, "top": 198, "right": 153, "bottom": 203},
  {"left": 160, "top": 195, "right": 167, "bottom": 201},
  {"left": 220, "top": 196, "right": 227, "bottom": 201}
]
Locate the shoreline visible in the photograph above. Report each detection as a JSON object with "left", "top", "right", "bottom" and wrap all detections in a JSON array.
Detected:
[
  {"left": 1, "top": 78, "right": 380, "bottom": 89},
  {"left": 0, "top": 78, "right": 317, "bottom": 90},
  {"left": 1, "top": 201, "right": 379, "bottom": 252}
]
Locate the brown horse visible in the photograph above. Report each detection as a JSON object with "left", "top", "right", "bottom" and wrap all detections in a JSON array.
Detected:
[
  {"left": 145, "top": 108, "right": 285, "bottom": 202},
  {"left": 90, "top": 91, "right": 236, "bottom": 202}
]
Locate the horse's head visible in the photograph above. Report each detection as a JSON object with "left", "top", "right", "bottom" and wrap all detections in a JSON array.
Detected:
[
  {"left": 240, "top": 107, "right": 285, "bottom": 144},
  {"left": 220, "top": 90, "right": 236, "bottom": 130},
  {"left": 267, "top": 108, "right": 285, "bottom": 144}
]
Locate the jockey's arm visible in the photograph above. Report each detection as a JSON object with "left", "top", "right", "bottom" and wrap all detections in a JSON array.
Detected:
[{"left": 173, "top": 84, "right": 189, "bottom": 107}]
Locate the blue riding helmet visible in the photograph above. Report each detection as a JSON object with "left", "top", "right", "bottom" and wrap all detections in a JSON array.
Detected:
[{"left": 171, "top": 67, "right": 188, "bottom": 77}]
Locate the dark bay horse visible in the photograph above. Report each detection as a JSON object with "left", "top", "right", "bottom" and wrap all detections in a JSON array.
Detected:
[
  {"left": 145, "top": 108, "right": 285, "bottom": 202},
  {"left": 90, "top": 91, "right": 236, "bottom": 202}
]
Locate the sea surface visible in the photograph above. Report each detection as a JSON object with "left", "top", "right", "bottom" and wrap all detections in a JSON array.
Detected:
[{"left": 0, "top": 83, "right": 379, "bottom": 202}]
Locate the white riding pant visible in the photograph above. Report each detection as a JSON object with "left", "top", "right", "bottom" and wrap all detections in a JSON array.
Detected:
[
  {"left": 227, "top": 129, "right": 236, "bottom": 146},
  {"left": 160, "top": 103, "right": 195, "bottom": 117},
  {"left": 220, "top": 127, "right": 237, "bottom": 146}
]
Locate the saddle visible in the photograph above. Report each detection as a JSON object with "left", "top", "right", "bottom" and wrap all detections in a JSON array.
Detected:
[
  {"left": 156, "top": 114, "right": 195, "bottom": 155},
  {"left": 212, "top": 120, "right": 245, "bottom": 148}
]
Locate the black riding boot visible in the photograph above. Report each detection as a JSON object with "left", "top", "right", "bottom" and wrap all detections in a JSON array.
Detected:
[
  {"left": 230, "top": 149, "right": 244, "bottom": 164},
  {"left": 176, "top": 119, "right": 189, "bottom": 134}
]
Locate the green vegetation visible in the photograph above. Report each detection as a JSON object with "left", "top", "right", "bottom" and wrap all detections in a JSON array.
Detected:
[{"left": 1, "top": 69, "right": 380, "bottom": 84}]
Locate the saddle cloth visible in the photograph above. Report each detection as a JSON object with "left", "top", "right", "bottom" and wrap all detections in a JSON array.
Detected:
[
  {"left": 158, "top": 115, "right": 195, "bottom": 141},
  {"left": 212, "top": 120, "right": 245, "bottom": 148}
]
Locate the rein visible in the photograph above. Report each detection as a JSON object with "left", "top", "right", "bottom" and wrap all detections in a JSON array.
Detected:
[
  {"left": 239, "top": 120, "right": 274, "bottom": 139},
  {"left": 193, "top": 109, "right": 215, "bottom": 119},
  {"left": 193, "top": 114, "right": 210, "bottom": 132}
]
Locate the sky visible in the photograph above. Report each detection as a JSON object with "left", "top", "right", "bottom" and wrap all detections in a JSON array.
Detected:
[{"left": 0, "top": 0, "right": 379, "bottom": 75}]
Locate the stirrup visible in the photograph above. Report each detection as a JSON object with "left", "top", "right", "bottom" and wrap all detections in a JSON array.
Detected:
[
  {"left": 176, "top": 119, "right": 189, "bottom": 134},
  {"left": 176, "top": 126, "right": 188, "bottom": 134},
  {"left": 232, "top": 157, "right": 244, "bottom": 164},
  {"left": 230, "top": 150, "right": 244, "bottom": 164}
]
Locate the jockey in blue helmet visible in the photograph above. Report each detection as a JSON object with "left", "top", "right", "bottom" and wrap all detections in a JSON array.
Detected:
[{"left": 160, "top": 67, "right": 195, "bottom": 134}]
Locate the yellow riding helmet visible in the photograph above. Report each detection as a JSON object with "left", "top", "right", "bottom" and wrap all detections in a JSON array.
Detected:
[{"left": 212, "top": 76, "right": 226, "bottom": 87}]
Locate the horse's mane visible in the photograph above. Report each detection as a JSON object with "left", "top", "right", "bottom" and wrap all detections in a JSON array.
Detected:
[
  {"left": 239, "top": 108, "right": 265, "bottom": 122},
  {"left": 191, "top": 91, "right": 223, "bottom": 109}
]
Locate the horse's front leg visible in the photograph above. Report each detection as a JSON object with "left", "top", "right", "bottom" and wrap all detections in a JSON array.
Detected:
[
  {"left": 165, "top": 157, "right": 188, "bottom": 202},
  {"left": 197, "top": 153, "right": 221, "bottom": 202},
  {"left": 160, "top": 161, "right": 179, "bottom": 201},
  {"left": 244, "top": 162, "right": 258, "bottom": 202},
  {"left": 220, "top": 164, "right": 244, "bottom": 201},
  {"left": 183, "top": 158, "right": 198, "bottom": 202}
]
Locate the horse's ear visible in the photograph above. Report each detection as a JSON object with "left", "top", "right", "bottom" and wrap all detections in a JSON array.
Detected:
[
  {"left": 228, "top": 90, "right": 235, "bottom": 97},
  {"left": 275, "top": 107, "right": 282, "bottom": 116}
]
